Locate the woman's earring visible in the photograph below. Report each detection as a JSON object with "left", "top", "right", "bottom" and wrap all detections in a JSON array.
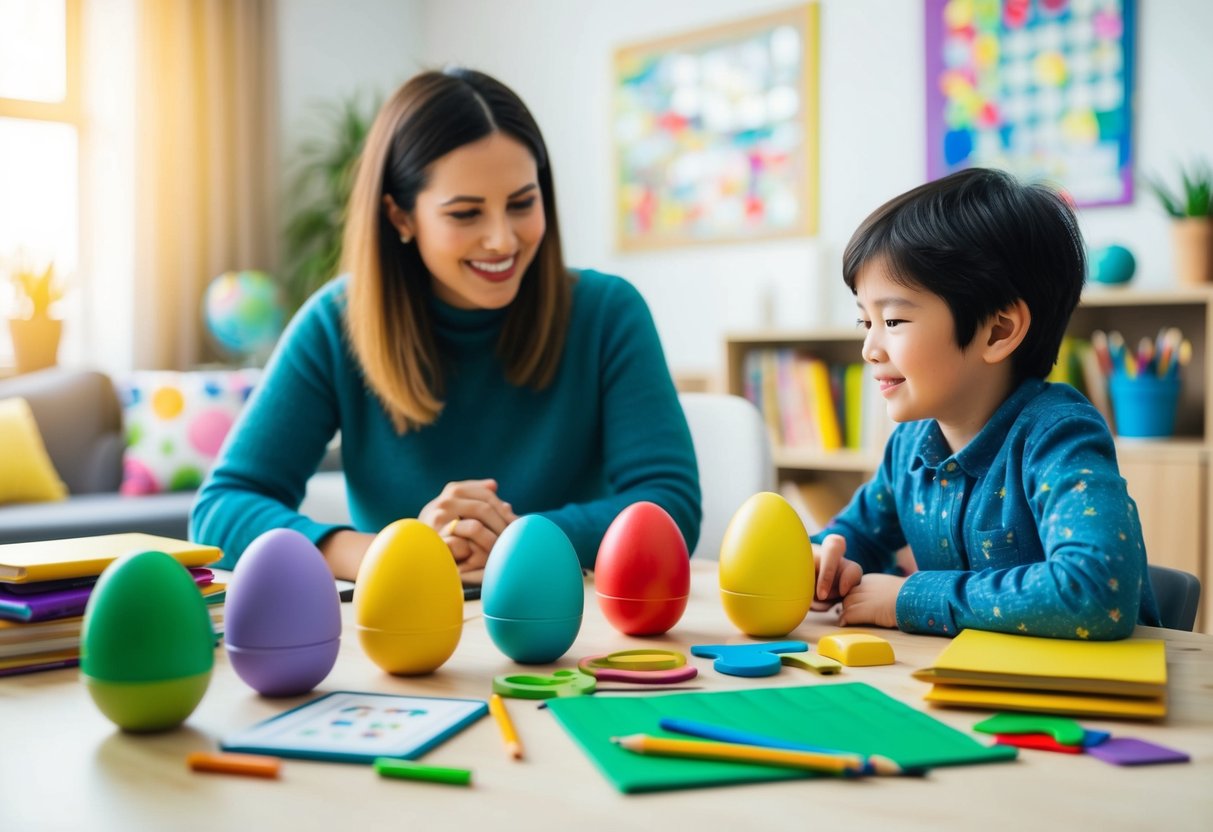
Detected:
[{"left": 400, "top": 232, "right": 412, "bottom": 244}]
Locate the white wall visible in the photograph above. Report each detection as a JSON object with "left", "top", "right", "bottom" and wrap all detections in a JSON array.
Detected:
[
  {"left": 276, "top": 0, "right": 427, "bottom": 175},
  {"left": 279, "top": 0, "right": 1213, "bottom": 379}
]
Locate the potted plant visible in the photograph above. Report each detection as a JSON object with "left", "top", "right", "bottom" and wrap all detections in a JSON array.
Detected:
[
  {"left": 1145, "top": 161, "right": 1213, "bottom": 285},
  {"left": 7, "top": 262, "right": 64, "bottom": 373},
  {"left": 281, "top": 91, "right": 381, "bottom": 315}
]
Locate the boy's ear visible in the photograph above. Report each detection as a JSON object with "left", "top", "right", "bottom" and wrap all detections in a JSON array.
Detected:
[{"left": 982, "top": 299, "right": 1031, "bottom": 365}]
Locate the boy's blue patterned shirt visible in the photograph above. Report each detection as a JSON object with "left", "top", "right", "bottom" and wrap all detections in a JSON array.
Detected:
[{"left": 821, "top": 378, "right": 1161, "bottom": 639}]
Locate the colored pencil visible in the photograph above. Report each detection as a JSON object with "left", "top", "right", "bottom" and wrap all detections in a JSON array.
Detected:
[
  {"left": 610, "top": 733, "right": 903, "bottom": 776},
  {"left": 657, "top": 717, "right": 901, "bottom": 775},
  {"left": 489, "top": 693, "right": 524, "bottom": 760}
]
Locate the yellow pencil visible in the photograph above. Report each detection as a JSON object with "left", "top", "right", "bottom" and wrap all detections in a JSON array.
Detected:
[
  {"left": 611, "top": 734, "right": 900, "bottom": 776},
  {"left": 488, "top": 693, "right": 523, "bottom": 760}
]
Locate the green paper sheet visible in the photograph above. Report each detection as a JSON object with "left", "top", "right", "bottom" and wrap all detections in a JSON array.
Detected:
[{"left": 546, "top": 682, "right": 1017, "bottom": 793}]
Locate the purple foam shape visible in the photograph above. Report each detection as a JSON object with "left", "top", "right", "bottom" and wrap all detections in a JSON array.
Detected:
[{"left": 1086, "top": 737, "right": 1190, "bottom": 766}]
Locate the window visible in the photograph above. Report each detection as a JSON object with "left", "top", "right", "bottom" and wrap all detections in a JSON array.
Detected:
[{"left": 0, "top": 0, "right": 82, "bottom": 366}]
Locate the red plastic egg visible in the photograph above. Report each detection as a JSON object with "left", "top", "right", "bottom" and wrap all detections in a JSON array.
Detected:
[{"left": 595, "top": 501, "right": 690, "bottom": 635}]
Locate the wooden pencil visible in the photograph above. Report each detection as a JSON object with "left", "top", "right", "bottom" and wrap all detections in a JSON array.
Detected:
[{"left": 610, "top": 733, "right": 902, "bottom": 776}]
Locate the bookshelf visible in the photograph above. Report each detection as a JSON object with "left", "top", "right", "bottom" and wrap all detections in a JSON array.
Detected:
[{"left": 725, "top": 286, "right": 1213, "bottom": 632}]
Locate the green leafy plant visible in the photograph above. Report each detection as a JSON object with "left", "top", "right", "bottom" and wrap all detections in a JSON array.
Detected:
[
  {"left": 282, "top": 91, "right": 382, "bottom": 313},
  {"left": 10, "top": 262, "right": 63, "bottom": 319},
  {"left": 1144, "top": 161, "right": 1213, "bottom": 218}
]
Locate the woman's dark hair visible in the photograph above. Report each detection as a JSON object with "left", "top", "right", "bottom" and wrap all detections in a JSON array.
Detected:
[
  {"left": 343, "top": 67, "right": 571, "bottom": 432},
  {"left": 842, "top": 167, "right": 1085, "bottom": 382}
]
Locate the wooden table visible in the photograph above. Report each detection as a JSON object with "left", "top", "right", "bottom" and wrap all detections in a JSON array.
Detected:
[{"left": 1, "top": 563, "right": 1210, "bottom": 831}]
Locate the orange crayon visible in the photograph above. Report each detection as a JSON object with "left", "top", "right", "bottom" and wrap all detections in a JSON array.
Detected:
[{"left": 187, "top": 751, "right": 282, "bottom": 779}]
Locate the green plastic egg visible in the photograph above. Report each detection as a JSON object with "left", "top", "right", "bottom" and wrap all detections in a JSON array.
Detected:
[{"left": 81, "top": 550, "right": 215, "bottom": 732}]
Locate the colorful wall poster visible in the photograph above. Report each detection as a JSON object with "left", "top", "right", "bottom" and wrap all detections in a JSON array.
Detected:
[
  {"left": 613, "top": 5, "right": 819, "bottom": 249},
  {"left": 925, "top": 0, "right": 1135, "bottom": 206}
]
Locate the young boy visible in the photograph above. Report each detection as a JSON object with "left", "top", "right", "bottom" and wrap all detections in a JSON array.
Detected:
[{"left": 814, "top": 168, "right": 1160, "bottom": 640}]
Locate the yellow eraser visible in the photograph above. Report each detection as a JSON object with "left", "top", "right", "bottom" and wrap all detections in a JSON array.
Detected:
[
  {"left": 815, "top": 633, "right": 895, "bottom": 667},
  {"left": 781, "top": 652, "right": 842, "bottom": 675}
]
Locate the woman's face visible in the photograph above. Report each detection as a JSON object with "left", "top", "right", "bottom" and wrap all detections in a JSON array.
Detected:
[{"left": 388, "top": 132, "right": 546, "bottom": 310}]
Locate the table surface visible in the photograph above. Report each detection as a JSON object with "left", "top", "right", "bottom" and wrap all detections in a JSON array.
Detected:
[{"left": 1, "top": 562, "right": 1211, "bottom": 832}]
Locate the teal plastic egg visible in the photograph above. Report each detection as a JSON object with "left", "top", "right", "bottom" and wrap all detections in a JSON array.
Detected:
[
  {"left": 81, "top": 550, "right": 215, "bottom": 732},
  {"left": 483, "top": 516, "right": 583, "bottom": 663}
]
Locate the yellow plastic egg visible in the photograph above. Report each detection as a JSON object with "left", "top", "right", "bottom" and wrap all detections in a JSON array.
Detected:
[
  {"left": 353, "top": 519, "right": 463, "bottom": 675},
  {"left": 718, "top": 491, "right": 814, "bottom": 637}
]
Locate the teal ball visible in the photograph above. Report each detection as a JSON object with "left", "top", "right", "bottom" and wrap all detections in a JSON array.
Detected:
[{"left": 1090, "top": 245, "right": 1136, "bottom": 285}]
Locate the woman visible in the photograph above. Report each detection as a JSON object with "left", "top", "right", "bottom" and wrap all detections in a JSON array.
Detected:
[{"left": 191, "top": 67, "right": 701, "bottom": 580}]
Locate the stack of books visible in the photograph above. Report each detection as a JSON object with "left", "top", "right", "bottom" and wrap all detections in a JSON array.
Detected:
[
  {"left": 912, "top": 628, "right": 1168, "bottom": 719},
  {"left": 0, "top": 533, "right": 224, "bottom": 676}
]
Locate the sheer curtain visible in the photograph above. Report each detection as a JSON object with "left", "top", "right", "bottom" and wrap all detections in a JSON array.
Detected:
[{"left": 133, "top": 0, "right": 277, "bottom": 369}]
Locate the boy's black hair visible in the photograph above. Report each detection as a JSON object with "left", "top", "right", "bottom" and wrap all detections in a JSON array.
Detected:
[{"left": 842, "top": 167, "right": 1086, "bottom": 382}]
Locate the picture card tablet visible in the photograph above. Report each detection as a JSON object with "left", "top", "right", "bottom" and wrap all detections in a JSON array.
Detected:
[{"left": 221, "top": 691, "right": 487, "bottom": 764}]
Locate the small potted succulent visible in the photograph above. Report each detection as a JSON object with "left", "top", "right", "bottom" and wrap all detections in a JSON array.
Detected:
[
  {"left": 1145, "top": 161, "right": 1213, "bottom": 285},
  {"left": 7, "top": 262, "right": 64, "bottom": 373}
]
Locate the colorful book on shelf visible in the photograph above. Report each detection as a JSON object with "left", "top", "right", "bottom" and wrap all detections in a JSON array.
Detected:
[
  {"left": 843, "top": 362, "right": 865, "bottom": 449},
  {"left": 546, "top": 683, "right": 1015, "bottom": 794},
  {"left": 0, "top": 568, "right": 214, "bottom": 622},
  {"left": 759, "top": 349, "right": 783, "bottom": 448},
  {"left": 775, "top": 350, "right": 806, "bottom": 448},
  {"left": 803, "top": 357, "right": 842, "bottom": 452},
  {"left": 912, "top": 628, "right": 1167, "bottom": 719},
  {"left": 0, "top": 533, "right": 221, "bottom": 583}
]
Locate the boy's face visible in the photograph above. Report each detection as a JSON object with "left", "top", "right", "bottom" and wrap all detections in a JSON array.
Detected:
[{"left": 854, "top": 261, "right": 1006, "bottom": 450}]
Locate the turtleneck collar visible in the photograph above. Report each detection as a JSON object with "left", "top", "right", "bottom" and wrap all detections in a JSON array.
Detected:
[{"left": 427, "top": 289, "right": 510, "bottom": 343}]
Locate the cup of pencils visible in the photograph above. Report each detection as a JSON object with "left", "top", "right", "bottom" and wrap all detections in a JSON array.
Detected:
[{"left": 1095, "top": 328, "right": 1189, "bottom": 438}]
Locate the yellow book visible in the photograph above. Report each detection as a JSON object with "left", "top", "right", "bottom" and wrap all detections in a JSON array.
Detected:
[
  {"left": 923, "top": 684, "right": 1167, "bottom": 720},
  {"left": 802, "top": 359, "right": 841, "bottom": 452},
  {"left": 912, "top": 628, "right": 1166, "bottom": 697},
  {"left": 0, "top": 533, "right": 221, "bottom": 583}
]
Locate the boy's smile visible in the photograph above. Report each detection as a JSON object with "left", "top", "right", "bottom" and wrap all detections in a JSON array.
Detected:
[{"left": 855, "top": 260, "right": 1016, "bottom": 452}]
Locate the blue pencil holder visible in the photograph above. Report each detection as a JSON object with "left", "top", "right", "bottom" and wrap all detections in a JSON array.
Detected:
[{"left": 1109, "top": 374, "right": 1181, "bottom": 438}]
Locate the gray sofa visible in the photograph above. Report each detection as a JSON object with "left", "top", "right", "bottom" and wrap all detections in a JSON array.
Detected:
[{"left": 0, "top": 368, "right": 198, "bottom": 543}]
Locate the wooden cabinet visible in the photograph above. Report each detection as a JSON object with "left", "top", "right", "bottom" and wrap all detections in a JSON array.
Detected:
[{"left": 726, "top": 287, "right": 1213, "bottom": 632}]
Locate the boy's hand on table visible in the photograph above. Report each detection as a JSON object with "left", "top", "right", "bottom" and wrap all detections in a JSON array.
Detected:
[
  {"left": 813, "top": 533, "right": 862, "bottom": 607},
  {"left": 420, "top": 478, "right": 519, "bottom": 573},
  {"left": 839, "top": 573, "right": 905, "bottom": 628}
]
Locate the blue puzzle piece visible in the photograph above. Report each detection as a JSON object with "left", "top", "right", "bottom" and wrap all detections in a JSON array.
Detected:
[{"left": 690, "top": 641, "right": 809, "bottom": 677}]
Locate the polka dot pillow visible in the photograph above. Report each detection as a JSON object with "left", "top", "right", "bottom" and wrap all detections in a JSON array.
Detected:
[{"left": 118, "top": 369, "right": 260, "bottom": 495}]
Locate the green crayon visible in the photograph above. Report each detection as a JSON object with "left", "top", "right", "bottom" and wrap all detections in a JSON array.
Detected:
[{"left": 373, "top": 757, "right": 473, "bottom": 786}]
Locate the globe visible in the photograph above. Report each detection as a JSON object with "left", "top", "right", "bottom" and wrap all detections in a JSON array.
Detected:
[{"left": 203, "top": 270, "right": 285, "bottom": 359}]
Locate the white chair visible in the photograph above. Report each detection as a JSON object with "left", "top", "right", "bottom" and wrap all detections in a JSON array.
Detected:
[
  {"left": 300, "top": 470, "right": 352, "bottom": 524},
  {"left": 679, "top": 392, "right": 776, "bottom": 560}
]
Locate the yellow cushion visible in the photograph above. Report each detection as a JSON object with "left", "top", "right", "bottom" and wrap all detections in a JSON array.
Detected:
[{"left": 0, "top": 397, "right": 68, "bottom": 504}]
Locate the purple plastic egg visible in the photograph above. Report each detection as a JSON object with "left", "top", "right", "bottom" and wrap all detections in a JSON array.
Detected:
[{"left": 224, "top": 528, "right": 341, "bottom": 696}]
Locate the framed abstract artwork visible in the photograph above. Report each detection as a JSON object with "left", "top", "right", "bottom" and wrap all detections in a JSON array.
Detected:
[
  {"left": 925, "top": 0, "right": 1136, "bottom": 207},
  {"left": 613, "top": 5, "right": 819, "bottom": 250}
]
